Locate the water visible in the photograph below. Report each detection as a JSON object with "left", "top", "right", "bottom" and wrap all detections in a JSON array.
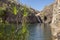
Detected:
[{"left": 28, "top": 23, "right": 52, "bottom": 40}]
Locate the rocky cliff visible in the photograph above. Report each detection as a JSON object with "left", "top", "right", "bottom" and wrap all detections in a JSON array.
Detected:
[
  {"left": 40, "top": 4, "right": 53, "bottom": 24},
  {"left": 0, "top": 0, "right": 42, "bottom": 24}
]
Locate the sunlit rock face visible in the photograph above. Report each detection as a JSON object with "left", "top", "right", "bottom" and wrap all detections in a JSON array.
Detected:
[
  {"left": 40, "top": 4, "right": 53, "bottom": 24},
  {"left": 51, "top": 0, "right": 60, "bottom": 40},
  {"left": 54, "top": 14, "right": 60, "bottom": 27},
  {"left": 51, "top": 14, "right": 60, "bottom": 40}
]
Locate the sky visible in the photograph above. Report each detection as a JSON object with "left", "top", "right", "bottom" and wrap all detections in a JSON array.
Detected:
[{"left": 18, "top": 0, "right": 54, "bottom": 11}]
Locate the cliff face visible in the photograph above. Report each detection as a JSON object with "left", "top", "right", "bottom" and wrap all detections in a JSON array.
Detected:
[
  {"left": 51, "top": 0, "right": 60, "bottom": 40},
  {"left": 40, "top": 4, "right": 53, "bottom": 24},
  {"left": 0, "top": 0, "right": 42, "bottom": 24},
  {"left": 5, "top": 9, "right": 41, "bottom": 24}
]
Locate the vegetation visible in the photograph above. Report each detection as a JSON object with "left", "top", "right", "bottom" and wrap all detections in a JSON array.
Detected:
[
  {"left": 0, "top": 0, "right": 29, "bottom": 40},
  {"left": 21, "top": 6, "right": 29, "bottom": 40},
  {"left": 0, "top": 7, "right": 6, "bottom": 23}
]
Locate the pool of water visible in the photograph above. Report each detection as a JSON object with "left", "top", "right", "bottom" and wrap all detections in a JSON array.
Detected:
[
  {"left": 28, "top": 23, "right": 52, "bottom": 40},
  {"left": 0, "top": 23, "right": 52, "bottom": 40}
]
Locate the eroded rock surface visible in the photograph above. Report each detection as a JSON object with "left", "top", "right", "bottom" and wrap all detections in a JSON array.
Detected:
[{"left": 51, "top": 0, "right": 60, "bottom": 40}]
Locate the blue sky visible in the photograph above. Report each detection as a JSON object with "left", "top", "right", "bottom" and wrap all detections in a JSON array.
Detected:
[{"left": 18, "top": 0, "right": 54, "bottom": 11}]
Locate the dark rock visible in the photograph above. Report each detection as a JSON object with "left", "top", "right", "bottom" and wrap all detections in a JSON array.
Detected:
[{"left": 0, "top": 0, "right": 42, "bottom": 24}]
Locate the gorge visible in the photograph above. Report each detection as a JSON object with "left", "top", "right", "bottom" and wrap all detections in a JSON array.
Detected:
[{"left": 0, "top": 0, "right": 60, "bottom": 40}]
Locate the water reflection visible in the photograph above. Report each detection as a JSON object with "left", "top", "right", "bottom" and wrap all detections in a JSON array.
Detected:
[
  {"left": 43, "top": 23, "right": 52, "bottom": 40},
  {"left": 28, "top": 23, "right": 52, "bottom": 40}
]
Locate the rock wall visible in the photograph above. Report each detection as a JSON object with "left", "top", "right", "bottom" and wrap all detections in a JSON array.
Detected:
[
  {"left": 40, "top": 4, "right": 53, "bottom": 24},
  {"left": 0, "top": 0, "right": 42, "bottom": 24},
  {"left": 51, "top": 0, "right": 60, "bottom": 40}
]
